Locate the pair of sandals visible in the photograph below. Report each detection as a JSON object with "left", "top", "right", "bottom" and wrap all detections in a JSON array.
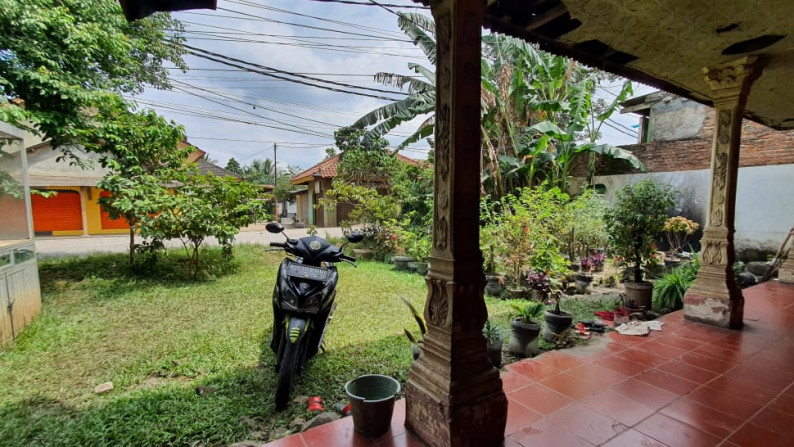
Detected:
[{"left": 575, "top": 320, "right": 606, "bottom": 339}]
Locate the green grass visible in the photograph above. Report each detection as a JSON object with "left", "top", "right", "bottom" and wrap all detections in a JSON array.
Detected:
[{"left": 0, "top": 245, "right": 615, "bottom": 446}]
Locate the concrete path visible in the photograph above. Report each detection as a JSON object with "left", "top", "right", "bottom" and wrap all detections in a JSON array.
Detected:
[{"left": 34, "top": 224, "right": 347, "bottom": 258}]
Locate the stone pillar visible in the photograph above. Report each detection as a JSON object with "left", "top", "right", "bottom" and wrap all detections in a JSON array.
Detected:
[
  {"left": 404, "top": 0, "right": 508, "bottom": 446},
  {"left": 684, "top": 57, "right": 760, "bottom": 329}
]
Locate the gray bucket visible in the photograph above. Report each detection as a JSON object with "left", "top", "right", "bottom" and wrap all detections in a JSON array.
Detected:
[{"left": 344, "top": 374, "right": 401, "bottom": 437}]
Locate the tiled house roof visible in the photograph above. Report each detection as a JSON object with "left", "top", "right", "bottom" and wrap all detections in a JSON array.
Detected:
[
  {"left": 291, "top": 153, "right": 423, "bottom": 184},
  {"left": 195, "top": 158, "right": 240, "bottom": 178}
]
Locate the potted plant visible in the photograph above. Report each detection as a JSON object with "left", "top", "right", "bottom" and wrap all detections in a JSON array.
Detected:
[
  {"left": 662, "top": 216, "right": 699, "bottom": 261},
  {"left": 400, "top": 298, "right": 427, "bottom": 360},
  {"left": 407, "top": 234, "right": 431, "bottom": 276},
  {"left": 508, "top": 301, "right": 544, "bottom": 357},
  {"left": 591, "top": 253, "right": 606, "bottom": 272},
  {"left": 482, "top": 319, "right": 504, "bottom": 368},
  {"left": 543, "top": 287, "right": 573, "bottom": 342},
  {"left": 605, "top": 180, "right": 677, "bottom": 310},
  {"left": 527, "top": 270, "right": 551, "bottom": 301},
  {"left": 480, "top": 202, "right": 506, "bottom": 296},
  {"left": 574, "top": 256, "right": 595, "bottom": 294}
]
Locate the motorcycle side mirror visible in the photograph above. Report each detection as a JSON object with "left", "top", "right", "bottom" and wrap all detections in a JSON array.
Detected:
[
  {"left": 266, "top": 222, "right": 284, "bottom": 234},
  {"left": 347, "top": 232, "right": 364, "bottom": 243}
]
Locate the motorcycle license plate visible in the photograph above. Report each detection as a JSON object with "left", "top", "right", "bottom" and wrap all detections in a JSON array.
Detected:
[{"left": 286, "top": 263, "right": 329, "bottom": 281}]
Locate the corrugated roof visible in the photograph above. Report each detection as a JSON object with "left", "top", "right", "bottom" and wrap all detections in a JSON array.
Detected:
[
  {"left": 195, "top": 159, "right": 241, "bottom": 178},
  {"left": 27, "top": 175, "right": 104, "bottom": 187}
]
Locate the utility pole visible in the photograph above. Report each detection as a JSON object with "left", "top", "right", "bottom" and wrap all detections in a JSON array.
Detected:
[{"left": 273, "top": 142, "right": 278, "bottom": 221}]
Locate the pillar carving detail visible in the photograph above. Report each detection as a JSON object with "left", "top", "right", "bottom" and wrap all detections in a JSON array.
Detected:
[
  {"left": 684, "top": 57, "right": 760, "bottom": 329},
  {"left": 404, "top": 1, "right": 507, "bottom": 446}
]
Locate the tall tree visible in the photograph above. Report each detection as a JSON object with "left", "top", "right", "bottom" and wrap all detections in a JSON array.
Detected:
[
  {"left": 0, "top": 0, "right": 185, "bottom": 150},
  {"left": 225, "top": 157, "right": 244, "bottom": 175}
]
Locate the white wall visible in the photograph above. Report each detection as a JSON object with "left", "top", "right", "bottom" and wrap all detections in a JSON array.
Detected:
[{"left": 594, "top": 163, "right": 794, "bottom": 257}]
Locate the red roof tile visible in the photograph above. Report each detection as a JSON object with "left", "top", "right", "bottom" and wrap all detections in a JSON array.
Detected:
[{"left": 291, "top": 152, "right": 423, "bottom": 184}]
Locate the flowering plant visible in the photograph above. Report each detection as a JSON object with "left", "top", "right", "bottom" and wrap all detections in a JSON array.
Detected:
[
  {"left": 591, "top": 253, "right": 606, "bottom": 265},
  {"left": 526, "top": 270, "right": 551, "bottom": 292},
  {"left": 663, "top": 216, "right": 699, "bottom": 255},
  {"left": 580, "top": 256, "right": 595, "bottom": 272}
]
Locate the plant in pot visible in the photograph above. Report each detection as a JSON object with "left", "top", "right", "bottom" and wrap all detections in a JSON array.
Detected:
[
  {"left": 543, "top": 287, "right": 573, "bottom": 342},
  {"left": 502, "top": 221, "right": 533, "bottom": 299},
  {"left": 605, "top": 179, "right": 677, "bottom": 310},
  {"left": 591, "top": 253, "right": 606, "bottom": 272},
  {"left": 574, "top": 256, "right": 595, "bottom": 294},
  {"left": 508, "top": 301, "right": 544, "bottom": 357},
  {"left": 480, "top": 217, "right": 506, "bottom": 296},
  {"left": 407, "top": 232, "right": 431, "bottom": 276},
  {"left": 400, "top": 298, "right": 427, "bottom": 360},
  {"left": 482, "top": 319, "right": 505, "bottom": 368},
  {"left": 662, "top": 215, "right": 699, "bottom": 261},
  {"left": 527, "top": 270, "right": 551, "bottom": 301}
]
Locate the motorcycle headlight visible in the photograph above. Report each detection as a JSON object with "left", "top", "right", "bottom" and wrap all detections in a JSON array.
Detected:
[{"left": 301, "top": 295, "right": 321, "bottom": 314}]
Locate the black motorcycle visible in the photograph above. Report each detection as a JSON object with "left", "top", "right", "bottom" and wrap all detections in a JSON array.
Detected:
[{"left": 266, "top": 222, "right": 362, "bottom": 410}]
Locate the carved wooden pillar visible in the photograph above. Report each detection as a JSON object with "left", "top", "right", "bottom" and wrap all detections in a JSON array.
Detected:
[
  {"left": 404, "top": 0, "right": 507, "bottom": 446},
  {"left": 780, "top": 256, "right": 794, "bottom": 284},
  {"left": 684, "top": 57, "right": 760, "bottom": 329}
]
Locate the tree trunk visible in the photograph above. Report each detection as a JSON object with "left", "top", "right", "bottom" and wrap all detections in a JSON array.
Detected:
[{"left": 129, "top": 226, "right": 135, "bottom": 265}]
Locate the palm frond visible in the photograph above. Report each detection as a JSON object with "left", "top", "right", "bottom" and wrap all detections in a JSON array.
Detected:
[
  {"left": 401, "top": 297, "right": 427, "bottom": 336},
  {"left": 588, "top": 144, "right": 647, "bottom": 171},
  {"left": 407, "top": 63, "right": 435, "bottom": 84},
  {"left": 374, "top": 72, "right": 433, "bottom": 94},
  {"left": 397, "top": 13, "right": 437, "bottom": 63},
  {"left": 396, "top": 120, "right": 434, "bottom": 150}
]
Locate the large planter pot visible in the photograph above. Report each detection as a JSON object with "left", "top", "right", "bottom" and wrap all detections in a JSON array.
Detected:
[
  {"left": 574, "top": 273, "right": 594, "bottom": 295},
  {"left": 487, "top": 338, "right": 503, "bottom": 368},
  {"left": 406, "top": 261, "right": 420, "bottom": 273},
  {"left": 624, "top": 281, "right": 654, "bottom": 309},
  {"left": 507, "top": 287, "right": 528, "bottom": 300},
  {"left": 484, "top": 275, "right": 504, "bottom": 296},
  {"left": 593, "top": 263, "right": 604, "bottom": 273},
  {"left": 508, "top": 318, "right": 540, "bottom": 357},
  {"left": 392, "top": 256, "right": 414, "bottom": 271},
  {"left": 415, "top": 263, "right": 429, "bottom": 276},
  {"left": 543, "top": 310, "right": 573, "bottom": 341},
  {"left": 531, "top": 288, "right": 547, "bottom": 301}
]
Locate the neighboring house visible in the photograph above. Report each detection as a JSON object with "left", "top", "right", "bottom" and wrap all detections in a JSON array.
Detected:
[
  {"left": 580, "top": 92, "right": 794, "bottom": 259},
  {"left": 0, "top": 122, "right": 41, "bottom": 344},
  {"left": 290, "top": 153, "right": 420, "bottom": 227},
  {"left": 26, "top": 141, "right": 239, "bottom": 236}
]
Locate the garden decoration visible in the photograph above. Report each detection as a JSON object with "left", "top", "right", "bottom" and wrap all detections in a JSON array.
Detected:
[
  {"left": 574, "top": 256, "right": 595, "bottom": 294},
  {"left": 605, "top": 180, "right": 677, "bottom": 310},
  {"left": 483, "top": 319, "right": 505, "bottom": 368},
  {"left": 508, "top": 301, "right": 544, "bottom": 357},
  {"left": 400, "top": 298, "right": 427, "bottom": 360}
]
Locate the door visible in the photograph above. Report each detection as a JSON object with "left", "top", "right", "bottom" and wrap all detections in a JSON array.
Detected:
[{"left": 31, "top": 190, "right": 83, "bottom": 233}]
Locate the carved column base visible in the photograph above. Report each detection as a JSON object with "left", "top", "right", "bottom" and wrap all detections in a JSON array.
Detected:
[
  {"left": 405, "top": 272, "right": 507, "bottom": 447},
  {"left": 684, "top": 229, "right": 743, "bottom": 329},
  {"left": 779, "top": 256, "right": 794, "bottom": 284},
  {"left": 405, "top": 351, "right": 507, "bottom": 447}
]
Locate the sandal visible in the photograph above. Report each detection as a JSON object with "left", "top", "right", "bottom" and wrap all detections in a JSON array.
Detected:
[
  {"left": 308, "top": 396, "right": 324, "bottom": 412},
  {"left": 575, "top": 322, "right": 591, "bottom": 339}
]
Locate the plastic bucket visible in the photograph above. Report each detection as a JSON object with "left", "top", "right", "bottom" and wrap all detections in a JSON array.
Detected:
[{"left": 344, "top": 374, "right": 401, "bottom": 437}]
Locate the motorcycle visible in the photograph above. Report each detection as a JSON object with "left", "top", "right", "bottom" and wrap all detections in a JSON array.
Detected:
[{"left": 265, "top": 222, "right": 363, "bottom": 410}]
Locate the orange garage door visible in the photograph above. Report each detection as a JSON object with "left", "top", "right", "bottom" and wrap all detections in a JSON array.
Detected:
[
  {"left": 31, "top": 190, "right": 83, "bottom": 233},
  {"left": 99, "top": 191, "right": 130, "bottom": 229}
]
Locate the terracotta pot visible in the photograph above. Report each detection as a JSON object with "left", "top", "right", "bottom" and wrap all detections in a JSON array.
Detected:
[{"left": 624, "top": 281, "right": 654, "bottom": 309}]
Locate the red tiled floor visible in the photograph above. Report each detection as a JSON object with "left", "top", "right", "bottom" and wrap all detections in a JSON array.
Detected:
[
  {"left": 262, "top": 282, "right": 794, "bottom": 447},
  {"left": 510, "top": 382, "right": 574, "bottom": 415},
  {"left": 660, "top": 397, "right": 744, "bottom": 438},
  {"left": 500, "top": 371, "right": 534, "bottom": 393},
  {"left": 542, "top": 372, "right": 611, "bottom": 400},
  {"left": 635, "top": 413, "right": 721, "bottom": 447},
  {"left": 610, "top": 378, "right": 679, "bottom": 408},
  {"left": 548, "top": 402, "right": 627, "bottom": 445},
  {"left": 593, "top": 356, "right": 649, "bottom": 377},
  {"left": 504, "top": 396, "right": 543, "bottom": 435},
  {"left": 581, "top": 389, "right": 656, "bottom": 426},
  {"left": 655, "top": 359, "right": 720, "bottom": 384},
  {"left": 508, "top": 418, "right": 595, "bottom": 447},
  {"left": 634, "top": 369, "right": 700, "bottom": 395},
  {"left": 599, "top": 429, "right": 668, "bottom": 447}
]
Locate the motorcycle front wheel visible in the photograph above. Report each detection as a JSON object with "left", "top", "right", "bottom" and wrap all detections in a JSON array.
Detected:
[{"left": 275, "top": 338, "right": 299, "bottom": 411}]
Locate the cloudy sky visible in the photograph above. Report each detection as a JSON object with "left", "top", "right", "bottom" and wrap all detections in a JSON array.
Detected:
[{"left": 135, "top": 0, "right": 655, "bottom": 171}]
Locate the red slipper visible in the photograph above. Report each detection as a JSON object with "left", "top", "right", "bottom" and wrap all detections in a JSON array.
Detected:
[
  {"left": 308, "top": 396, "right": 324, "bottom": 412},
  {"left": 575, "top": 322, "right": 591, "bottom": 339}
]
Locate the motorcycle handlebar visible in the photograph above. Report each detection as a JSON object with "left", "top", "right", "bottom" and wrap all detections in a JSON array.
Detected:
[
  {"left": 338, "top": 254, "right": 356, "bottom": 263},
  {"left": 269, "top": 242, "right": 285, "bottom": 248}
]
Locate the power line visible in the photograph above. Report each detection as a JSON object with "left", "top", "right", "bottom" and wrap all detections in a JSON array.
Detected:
[
  {"left": 301, "top": 0, "right": 428, "bottom": 8},
  {"left": 181, "top": 44, "right": 407, "bottom": 100}
]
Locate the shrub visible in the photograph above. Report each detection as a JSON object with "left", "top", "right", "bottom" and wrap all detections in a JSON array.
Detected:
[{"left": 653, "top": 257, "right": 699, "bottom": 310}]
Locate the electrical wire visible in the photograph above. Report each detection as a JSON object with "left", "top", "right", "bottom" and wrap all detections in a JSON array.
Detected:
[{"left": 300, "top": 0, "right": 428, "bottom": 8}]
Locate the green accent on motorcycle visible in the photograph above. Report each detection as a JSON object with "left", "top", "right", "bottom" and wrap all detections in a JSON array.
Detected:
[{"left": 289, "top": 327, "right": 301, "bottom": 343}]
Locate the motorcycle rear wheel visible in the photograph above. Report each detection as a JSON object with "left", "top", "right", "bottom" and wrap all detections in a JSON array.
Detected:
[{"left": 275, "top": 339, "right": 299, "bottom": 411}]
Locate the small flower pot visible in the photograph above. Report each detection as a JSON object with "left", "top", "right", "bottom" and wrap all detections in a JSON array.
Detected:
[
  {"left": 531, "top": 288, "right": 547, "bottom": 301},
  {"left": 406, "top": 261, "right": 420, "bottom": 272},
  {"left": 392, "top": 256, "right": 414, "bottom": 271},
  {"left": 507, "top": 287, "right": 528, "bottom": 300},
  {"left": 484, "top": 275, "right": 504, "bottom": 296},
  {"left": 415, "top": 263, "right": 429, "bottom": 276},
  {"left": 593, "top": 263, "right": 604, "bottom": 273}
]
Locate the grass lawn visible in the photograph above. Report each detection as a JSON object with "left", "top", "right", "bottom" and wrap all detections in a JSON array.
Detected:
[{"left": 0, "top": 244, "right": 613, "bottom": 447}]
